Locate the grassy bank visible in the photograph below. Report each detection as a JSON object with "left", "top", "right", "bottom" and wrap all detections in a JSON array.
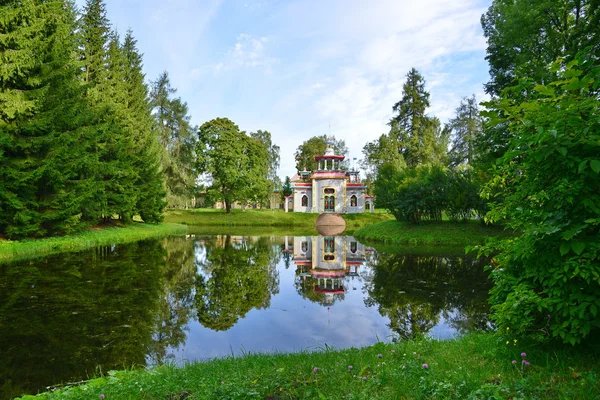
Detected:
[
  {"left": 0, "top": 223, "right": 188, "bottom": 263},
  {"left": 165, "top": 209, "right": 394, "bottom": 232},
  {"left": 355, "top": 219, "right": 512, "bottom": 246},
  {"left": 18, "top": 333, "right": 599, "bottom": 399}
]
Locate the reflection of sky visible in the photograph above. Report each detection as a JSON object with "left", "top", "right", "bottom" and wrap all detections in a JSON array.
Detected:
[
  {"left": 165, "top": 239, "right": 475, "bottom": 363},
  {"left": 168, "top": 262, "right": 393, "bottom": 362}
]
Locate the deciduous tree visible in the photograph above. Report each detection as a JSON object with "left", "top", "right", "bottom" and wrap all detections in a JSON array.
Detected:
[{"left": 294, "top": 135, "right": 348, "bottom": 173}]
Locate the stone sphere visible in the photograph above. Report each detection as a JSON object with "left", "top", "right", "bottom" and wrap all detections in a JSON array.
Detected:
[{"left": 315, "top": 213, "right": 346, "bottom": 236}]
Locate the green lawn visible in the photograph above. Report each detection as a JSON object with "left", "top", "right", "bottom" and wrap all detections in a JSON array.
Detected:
[
  {"left": 0, "top": 223, "right": 188, "bottom": 263},
  {"left": 18, "top": 333, "right": 599, "bottom": 399},
  {"left": 355, "top": 219, "right": 513, "bottom": 246},
  {"left": 164, "top": 208, "right": 395, "bottom": 233}
]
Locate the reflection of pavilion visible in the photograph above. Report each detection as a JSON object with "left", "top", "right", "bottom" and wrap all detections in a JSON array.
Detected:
[{"left": 286, "top": 236, "right": 372, "bottom": 305}]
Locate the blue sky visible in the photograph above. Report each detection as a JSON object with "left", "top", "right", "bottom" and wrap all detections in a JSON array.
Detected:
[{"left": 75, "top": 0, "right": 492, "bottom": 179}]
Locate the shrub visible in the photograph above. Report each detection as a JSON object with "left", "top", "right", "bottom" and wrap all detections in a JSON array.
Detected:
[
  {"left": 480, "top": 53, "right": 600, "bottom": 344},
  {"left": 375, "top": 164, "right": 481, "bottom": 223}
]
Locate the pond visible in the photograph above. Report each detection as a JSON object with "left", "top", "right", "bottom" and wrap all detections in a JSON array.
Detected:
[{"left": 0, "top": 235, "right": 492, "bottom": 398}]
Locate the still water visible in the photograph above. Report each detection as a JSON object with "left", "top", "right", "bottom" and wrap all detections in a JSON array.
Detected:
[{"left": 0, "top": 235, "right": 492, "bottom": 398}]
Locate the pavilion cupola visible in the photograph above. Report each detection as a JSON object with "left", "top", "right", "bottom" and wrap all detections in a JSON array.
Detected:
[{"left": 314, "top": 137, "right": 345, "bottom": 171}]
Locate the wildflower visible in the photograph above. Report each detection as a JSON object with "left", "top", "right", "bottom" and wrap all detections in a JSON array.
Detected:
[
  {"left": 403, "top": 353, "right": 406, "bottom": 357},
  {"left": 378, "top": 354, "right": 382, "bottom": 358},
  {"left": 422, "top": 363, "right": 429, "bottom": 369},
  {"left": 99, "top": 396, "right": 105, "bottom": 400},
  {"left": 513, "top": 339, "right": 517, "bottom": 344},
  {"left": 348, "top": 365, "right": 353, "bottom": 371},
  {"left": 506, "top": 327, "right": 510, "bottom": 331},
  {"left": 506, "top": 341, "right": 509, "bottom": 345},
  {"left": 413, "top": 352, "right": 416, "bottom": 355},
  {"left": 523, "top": 361, "right": 531, "bottom": 366},
  {"left": 362, "top": 377, "right": 367, "bottom": 381},
  {"left": 221, "top": 381, "right": 224, "bottom": 385},
  {"left": 512, "top": 360, "right": 517, "bottom": 365},
  {"left": 313, "top": 367, "right": 319, "bottom": 373},
  {"left": 521, "top": 352, "right": 527, "bottom": 357},
  {"left": 391, "top": 349, "right": 396, "bottom": 353}
]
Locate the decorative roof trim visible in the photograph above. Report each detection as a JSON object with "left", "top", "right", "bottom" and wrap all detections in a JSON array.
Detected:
[{"left": 314, "top": 155, "right": 345, "bottom": 160}]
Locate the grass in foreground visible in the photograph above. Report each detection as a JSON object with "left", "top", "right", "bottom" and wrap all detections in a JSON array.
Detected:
[
  {"left": 18, "top": 333, "right": 599, "bottom": 399},
  {"left": 355, "top": 219, "right": 512, "bottom": 246},
  {"left": 0, "top": 222, "right": 188, "bottom": 263},
  {"left": 165, "top": 208, "right": 394, "bottom": 231}
]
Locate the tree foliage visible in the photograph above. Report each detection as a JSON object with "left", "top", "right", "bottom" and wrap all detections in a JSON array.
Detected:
[
  {"left": 482, "top": 0, "right": 600, "bottom": 97},
  {"left": 294, "top": 135, "right": 348, "bottom": 173},
  {"left": 0, "top": 0, "right": 98, "bottom": 236},
  {"left": 281, "top": 176, "right": 292, "bottom": 202},
  {"left": 250, "top": 130, "right": 280, "bottom": 207},
  {"left": 150, "top": 71, "right": 197, "bottom": 209},
  {"left": 389, "top": 68, "right": 448, "bottom": 168},
  {"left": 0, "top": 0, "right": 167, "bottom": 237},
  {"left": 448, "top": 95, "right": 483, "bottom": 167},
  {"left": 375, "top": 165, "right": 483, "bottom": 223},
  {"left": 194, "top": 236, "right": 279, "bottom": 331},
  {"left": 479, "top": 54, "right": 600, "bottom": 344},
  {"left": 196, "top": 118, "right": 271, "bottom": 213}
]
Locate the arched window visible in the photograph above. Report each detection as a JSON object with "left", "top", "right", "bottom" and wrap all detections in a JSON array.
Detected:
[
  {"left": 350, "top": 241, "right": 357, "bottom": 253},
  {"left": 365, "top": 202, "right": 371, "bottom": 211},
  {"left": 324, "top": 188, "right": 335, "bottom": 194},
  {"left": 301, "top": 241, "right": 308, "bottom": 253},
  {"left": 350, "top": 195, "right": 357, "bottom": 207},
  {"left": 301, "top": 195, "right": 308, "bottom": 207}
]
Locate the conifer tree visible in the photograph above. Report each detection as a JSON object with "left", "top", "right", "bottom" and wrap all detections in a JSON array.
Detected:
[
  {"left": 390, "top": 68, "right": 447, "bottom": 167},
  {"left": 122, "top": 30, "right": 166, "bottom": 222},
  {"left": 0, "top": 0, "right": 98, "bottom": 237},
  {"left": 79, "top": 1, "right": 145, "bottom": 222},
  {"left": 150, "top": 72, "right": 196, "bottom": 208},
  {"left": 448, "top": 95, "right": 483, "bottom": 167}
]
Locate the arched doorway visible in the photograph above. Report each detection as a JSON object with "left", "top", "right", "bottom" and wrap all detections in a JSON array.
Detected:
[{"left": 366, "top": 201, "right": 371, "bottom": 211}]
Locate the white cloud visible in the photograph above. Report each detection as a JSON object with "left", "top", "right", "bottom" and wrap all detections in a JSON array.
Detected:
[
  {"left": 92, "top": 0, "right": 493, "bottom": 180},
  {"left": 215, "top": 34, "right": 279, "bottom": 72}
]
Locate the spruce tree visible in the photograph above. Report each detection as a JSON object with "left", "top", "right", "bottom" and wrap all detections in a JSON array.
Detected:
[
  {"left": 390, "top": 68, "right": 447, "bottom": 167},
  {"left": 79, "top": 1, "right": 143, "bottom": 222},
  {"left": 122, "top": 30, "right": 166, "bottom": 222},
  {"left": 0, "top": 0, "right": 98, "bottom": 237}
]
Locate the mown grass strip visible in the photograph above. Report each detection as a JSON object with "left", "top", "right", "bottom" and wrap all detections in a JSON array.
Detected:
[
  {"left": 0, "top": 223, "right": 188, "bottom": 263},
  {"left": 165, "top": 209, "right": 394, "bottom": 231},
  {"left": 355, "top": 219, "right": 512, "bottom": 246},
  {"left": 18, "top": 333, "right": 599, "bottom": 399}
]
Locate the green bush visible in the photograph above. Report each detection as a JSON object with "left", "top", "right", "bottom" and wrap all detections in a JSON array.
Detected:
[
  {"left": 375, "top": 164, "right": 482, "bottom": 223},
  {"left": 481, "top": 53, "right": 600, "bottom": 344}
]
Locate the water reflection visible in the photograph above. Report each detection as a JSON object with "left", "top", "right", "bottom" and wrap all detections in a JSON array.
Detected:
[
  {"left": 0, "top": 240, "right": 165, "bottom": 399},
  {"left": 0, "top": 235, "right": 492, "bottom": 398},
  {"left": 194, "top": 236, "right": 280, "bottom": 331},
  {"left": 288, "top": 236, "right": 372, "bottom": 306},
  {"left": 363, "top": 251, "right": 493, "bottom": 340}
]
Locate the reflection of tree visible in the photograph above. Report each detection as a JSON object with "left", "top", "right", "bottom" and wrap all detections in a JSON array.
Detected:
[
  {"left": 148, "top": 236, "right": 197, "bottom": 364},
  {"left": 0, "top": 241, "right": 165, "bottom": 399},
  {"left": 364, "top": 252, "right": 492, "bottom": 340},
  {"left": 194, "top": 236, "right": 280, "bottom": 331},
  {"left": 294, "top": 273, "right": 346, "bottom": 306}
]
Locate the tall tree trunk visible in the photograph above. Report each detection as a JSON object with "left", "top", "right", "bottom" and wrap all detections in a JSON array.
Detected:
[{"left": 225, "top": 200, "right": 231, "bottom": 214}]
